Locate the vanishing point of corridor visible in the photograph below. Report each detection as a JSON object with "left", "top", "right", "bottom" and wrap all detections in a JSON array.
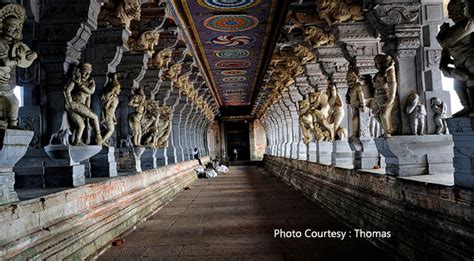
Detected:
[{"left": 99, "top": 166, "right": 389, "bottom": 260}]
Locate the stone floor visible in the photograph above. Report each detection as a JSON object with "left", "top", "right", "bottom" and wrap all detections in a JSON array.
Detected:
[{"left": 99, "top": 166, "right": 390, "bottom": 260}]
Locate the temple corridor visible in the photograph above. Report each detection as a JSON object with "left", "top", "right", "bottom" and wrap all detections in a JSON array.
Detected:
[{"left": 99, "top": 166, "right": 388, "bottom": 260}]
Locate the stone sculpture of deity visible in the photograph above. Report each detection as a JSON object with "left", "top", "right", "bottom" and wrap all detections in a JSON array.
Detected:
[
  {"left": 346, "top": 66, "right": 368, "bottom": 139},
  {"left": 372, "top": 54, "right": 397, "bottom": 137},
  {"left": 430, "top": 97, "right": 449, "bottom": 135},
  {"left": 405, "top": 93, "right": 426, "bottom": 135},
  {"left": 0, "top": 4, "right": 37, "bottom": 129},
  {"left": 101, "top": 73, "right": 121, "bottom": 147},
  {"left": 128, "top": 87, "right": 147, "bottom": 147},
  {"left": 64, "top": 63, "right": 103, "bottom": 145}
]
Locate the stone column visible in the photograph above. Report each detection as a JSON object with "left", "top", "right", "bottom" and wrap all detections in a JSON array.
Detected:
[{"left": 369, "top": 2, "right": 454, "bottom": 176}]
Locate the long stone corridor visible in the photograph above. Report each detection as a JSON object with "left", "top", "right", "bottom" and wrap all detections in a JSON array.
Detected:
[{"left": 99, "top": 166, "right": 389, "bottom": 260}]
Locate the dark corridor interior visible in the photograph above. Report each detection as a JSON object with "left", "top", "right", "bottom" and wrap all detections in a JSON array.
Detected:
[{"left": 225, "top": 121, "right": 250, "bottom": 161}]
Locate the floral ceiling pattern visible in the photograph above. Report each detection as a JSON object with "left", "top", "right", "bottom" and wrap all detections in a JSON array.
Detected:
[{"left": 169, "top": 0, "right": 279, "bottom": 106}]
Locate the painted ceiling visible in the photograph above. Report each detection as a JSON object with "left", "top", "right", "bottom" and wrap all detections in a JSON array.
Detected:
[{"left": 169, "top": 0, "right": 282, "bottom": 107}]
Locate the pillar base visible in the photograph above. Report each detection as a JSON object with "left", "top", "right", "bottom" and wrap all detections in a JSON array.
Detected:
[
  {"left": 44, "top": 164, "right": 85, "bottom": 187},
  {"left": 90, "top": 148, "right": 117, "bottom": 177},
  {"left": 349, "top": 137, "right": 381, "bottom": 170},
  {"left": 307, "top": 143, "right": 316, "bottom": 162},
  {"left": 332, "top": 140, "right": 354, "bottom": 168},
  {"left": 132, "top": 147, "right": 145, "bottom": 172},
  {"left": 141, "top": 149, "right": 156, "bottom": 171},
  {"left": 44, "top": 144, "right": 102, "bottom": 187},
  {"left": 0, "top": 129, "right": 34, "bottom": 204},
  {"left": 317, "top": 141, "right": 332, "bottom": 165},
  {"left": 0, "top": 171, "right": 18, "bottom": 205},
  {"left": 375, "top": 135, "right": 454, "bottom": 176},
  {"left": 447, "top": 117, "right": 474, "bottom": 188}
]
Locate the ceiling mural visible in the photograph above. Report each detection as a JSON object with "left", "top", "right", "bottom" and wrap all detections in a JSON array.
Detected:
[{"left": 169, "top": 0, "right": 280, "bottom": 106}]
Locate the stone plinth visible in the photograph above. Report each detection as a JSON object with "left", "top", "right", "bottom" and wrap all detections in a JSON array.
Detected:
[
  {"left": 132, "top": 147, "right": 146, "bottom": 172},
  {"left": 141, "top": 149, "right": 156, "bottom": 171},
  {"left": 155, "top": 149, "right": 167, "bottom": 167},
  {"left": 308, "top": 142, "right": 317, "bottom": 162},
  {"left": 447, "top": 117, "right": 474, "bottom": 188},
  {"left": 317, "top": 141, "right": 332, "bottom": 165},
  {"left": 375, "top": 135, "right": 454, "bottom": 176},
  {"left": 0, "top": 129, "right": 34, "bottom": 205},
  {"left": 332, "top": 140, "right": 354, "bottom": 168},
  {"left": 90, "top": 148, "right": 117, "bottom": 177},
  {"left": 349, "top": 138, "right": 381, "bottom": 170},
  {"left": 44, "top": 145, "right": 102, "bottom": 187}
]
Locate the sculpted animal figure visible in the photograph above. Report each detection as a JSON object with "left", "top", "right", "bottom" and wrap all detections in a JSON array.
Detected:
[
  {"left": 129, "top": 30, "right": 160, "bottom": 56},
  {"left": 314, "top": 0, "right": 364, "bottom": 27},
  {"left": 98, "top": 0, "right": 141, "bottom": 29},
  {"left": 293, "top": 44, "right": 316, "bottom": 64},
  {"left": 304, "top": 26, "right": 335, "bottom": 48}
]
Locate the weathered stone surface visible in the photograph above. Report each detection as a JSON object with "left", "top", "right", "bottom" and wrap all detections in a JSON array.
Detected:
[
  {"left": 263, "top": 155, "right": 474, "bottom": 261},
  {"left": 317, "top": 141, "right": 332, "bottom": 165},
  {"left": 0, "top": 129, "right": 34, "bottom": 205},
  {"left": 375, "top": 135, "right": 454, "bottom": 176},
  {"left": 0, "top": 158, "right": 207, "bottom": 260},
  {"left": 447, "top": 117, "right": 474, "bottom": 188},
  {"left": 90, "top": 147, "right": 118, "bottom": 177},
  {"left": 332, "top": 140, "right": 353, "bottom": 168}
]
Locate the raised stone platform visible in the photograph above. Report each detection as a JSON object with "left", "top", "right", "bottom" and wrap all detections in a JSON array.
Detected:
[
  {"left": 375, "top": 135, "right": 454, "bottom": 176},
  {"left": 0, "top": 158, "right": 206, "bottom": 260},
  {"left": 262, "top": 155, "right": 473, "bottom": 260}
]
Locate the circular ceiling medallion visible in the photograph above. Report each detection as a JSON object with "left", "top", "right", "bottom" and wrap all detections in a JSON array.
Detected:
[
  {"left": 222, "top": 76, "right": 247, "bottom": 82},
  {"left": 215, "top": 60, "right": 251, "bottom": 69},
  {"left": 221, "top": 70, "right": 248, "bottom": 76},
  {"left": 209, "top": 35, "right": 256, "bottom": 47},
  {"left": 198, "top": 0, "right": 260, "bottom": 10},
  {"left": 204, "top": 15, "right": 259, "bottom": 32},
  {"left": 213, "top": 49, "right": 251, "bottom": 59},
  {"left": 222, "top": 82, "right": 248, "bottom": 88}
]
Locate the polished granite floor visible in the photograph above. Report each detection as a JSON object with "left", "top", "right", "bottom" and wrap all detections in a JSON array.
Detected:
[{"left": 99, "top": 166, "right": 390, "bottom": 260}]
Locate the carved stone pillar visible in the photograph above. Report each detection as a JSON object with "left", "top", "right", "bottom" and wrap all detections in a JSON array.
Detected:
[{"left": 369, "top": 2, "right": 454, "bottom": 176}]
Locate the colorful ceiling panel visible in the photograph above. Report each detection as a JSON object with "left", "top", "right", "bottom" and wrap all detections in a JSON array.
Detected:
[{"left": 169, "top": 0, "right": 280, "bottom": 106}]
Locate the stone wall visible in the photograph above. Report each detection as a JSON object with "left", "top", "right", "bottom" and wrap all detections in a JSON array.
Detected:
[
  {"left": 263, "top": 155, "right": 474, "bottom": 261},
  {"left": 0, "top": 158, "right": 207, "bottom": 260}
]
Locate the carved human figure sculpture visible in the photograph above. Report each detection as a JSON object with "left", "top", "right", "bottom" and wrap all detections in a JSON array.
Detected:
[
  {"left": 437, "top": 0, "right": 474, "bottom": 116},
  {"left": 155, "top": 106, "right": 173, "bottom": 149},
  {"left": 64, "top": 63, "right": 103, "bottom": 145},
  {"left": 346, "top": 66, "right": 368, "bottom": 139},
  {"left": 128, "top": 87, "right": 147, "bottom": 147},
  {"left": 430, "top": 97, "right": 449, "bottom": 135},
  {"left": 298, "top": 98, "right": 315, "bottom": 144},
  {"left": 142, "top": 98, "right": 161, "bottom": 147},
  {"left": 327, "top": 80, "right": 346, "bottom": 140},
  {"left": 101, "top": 73, "right": 121, "bottom": 147},
  {"left": 405, "top": 93, "right": 426, "bottom": 135},
  {"left": 372, "top": 54, "right": 397, "bottom": 137},
  {"left": 0, "top": 4, "right": 37, "bottom": 129}
]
